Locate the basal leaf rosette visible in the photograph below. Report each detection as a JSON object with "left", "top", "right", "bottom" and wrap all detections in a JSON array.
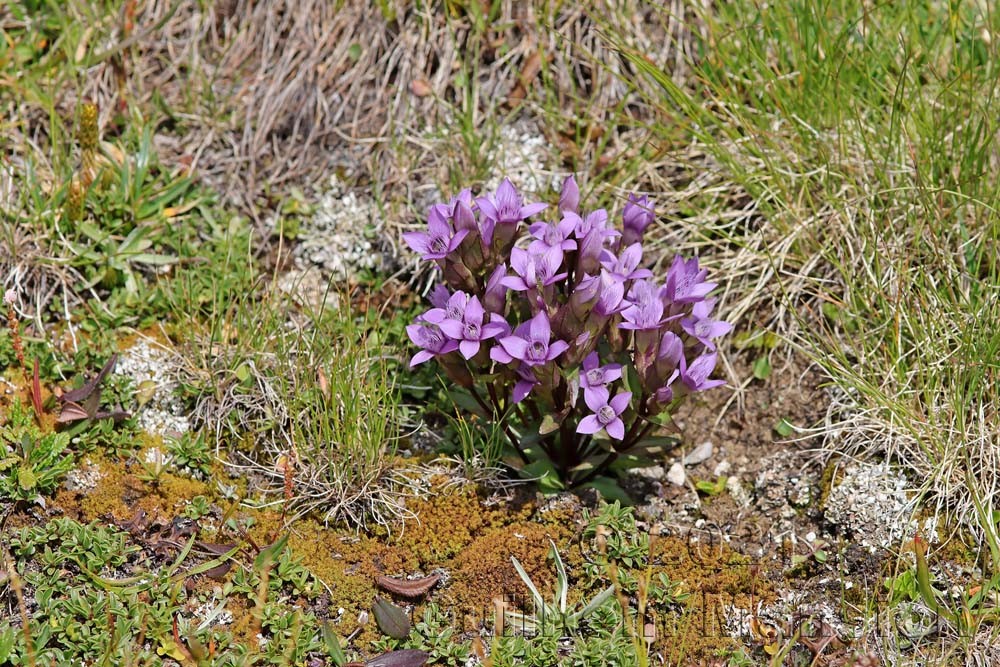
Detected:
[{"left": 405, "top": 176, "right": 732, "bottom": 494}]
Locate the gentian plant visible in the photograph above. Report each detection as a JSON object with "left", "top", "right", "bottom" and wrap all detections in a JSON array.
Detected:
[{"left": 406, "top": 177, "right": 731, "bottom": 496}]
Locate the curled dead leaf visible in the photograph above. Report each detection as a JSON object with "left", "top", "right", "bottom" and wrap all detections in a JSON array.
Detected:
[{"left": 376, "top": 573, "right": 440, "bottom": 599}]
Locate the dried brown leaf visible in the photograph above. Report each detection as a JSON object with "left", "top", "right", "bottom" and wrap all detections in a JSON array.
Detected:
[{"left": 375, "top": 573, "right": 440, "bottom": 599}]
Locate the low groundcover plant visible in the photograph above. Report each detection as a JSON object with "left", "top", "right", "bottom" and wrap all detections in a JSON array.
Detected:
[{"left": 406, "top": 177, "right": 731, "bottom": 493}]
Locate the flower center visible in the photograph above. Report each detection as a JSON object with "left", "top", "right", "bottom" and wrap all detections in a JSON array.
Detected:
[
  {"left": 694, "top": 321, "right": 712, "bottom": 338},
  {"left": 465, "top": 323, "right": 480, "bottom": 339},
  {"left": 423, "top": 328, "right": 443, "bottom": 347},
  {"left": 446, "top": 305, "right": 462, "bottom": 320},
  {"left": 528, "top": 340, "right": 548, "bottom": 361},
  {"left": 430, "top": 236, "right": 449, "bottom": 254},
  {"left": 544, "top": 227, "right": 561, "bottom": 246},
  {"left": 585, "top": 369, "right": 605, "bottom": 386},
  {"left": 597, "top": 405, "right": 616, "bottom": 425}
]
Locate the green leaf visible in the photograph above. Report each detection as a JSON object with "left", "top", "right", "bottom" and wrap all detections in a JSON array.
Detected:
[
  {"left": 17, "top": 467, "right": 37, "bottom": 491},
  {"left": 774, "top": 418, "right": 795, "bottom": 437},
  {"left": 254, "top": 533, "right": 289, "bottom": 571},
  {"left": 522, "top": 460, "right": 565, "bottom": 494},
  {"left": 694, "top": 476, "right": 727, "bottom": 496},
  {"left": 752, "top": 356, "right": 772, "bottom": 380},
  {"left": 320, "top": 620, "right": 346, "bottom": 666},
  {"left": 373, "top": 597, "right": 411, "bottom": 639}
]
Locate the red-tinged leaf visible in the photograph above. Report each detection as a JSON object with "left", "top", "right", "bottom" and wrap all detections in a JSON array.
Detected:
[
  {"left": 56, "top": 402, "right": 89, "bottom": 424},
  {"left": 375, "top": 574, "right": 440, "bottom": 599},
  {"left": 372, "top": 597, "right": 410, "bottom": 639},
  {"left": 199, "top": 561, "right": 233, "bottom": 581},
  {"left": 61, "top": 353, "right": 118, "bottom": 403},
  {"left": 366, "top": 649, "right": 429, "bottom": 667}
]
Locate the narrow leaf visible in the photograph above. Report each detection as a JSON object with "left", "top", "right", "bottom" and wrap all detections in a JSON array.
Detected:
[{"left": 321, "top": 620, "right": 347, "bottom": 666}]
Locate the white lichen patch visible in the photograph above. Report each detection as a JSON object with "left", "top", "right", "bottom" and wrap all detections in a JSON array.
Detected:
[
  {"left": 63, "top": 457, "right": 104, "bottom": 493},
  {"left": 823, "top": 461, "right": 922, "bottom": 552},
  {"left": 484, "top": 121, "right": 561, "bottom": 196},
  {"left": 114, "top": 338, "right": 190, "bottom": 437},
  {"left": 290, "top": 176, "right": 386, "bottom": 281}
]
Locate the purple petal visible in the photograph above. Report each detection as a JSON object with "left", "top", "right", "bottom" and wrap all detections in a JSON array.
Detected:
[
  {"left": 605, "top": 418, "right": 625, "bottom": 440},
  {"left": 609, "top": 392, "right": 632, "bottom": 414},
  {"left": 547, "top": 340, "right": 569, "bottom": 360},
  {"left": 603, "top": 365, "right": 623, "bottom": 382},
  {"left": 519, "top": 202, "right": 548, "bottom": 218},
  {"left": 491, "top": 345, "right": 513, "bottom": 364},
  {"left": 459, "top": 340, "right": 481, "bottom": 359},
  {"left": 438, "top": 319, "right": 464, "bottom": 339},
  {"left": 476, "top": 197, "right": 498, "bottom": 221},
  {"left": 402, "top": 231, "right": 430, "bottom": 255},
  {"left": 500, "top": 276, "right": 529, "bottom": 291},
  {"left": 409, "top": 350, "right": 434, "bottom": 367},
  {"left": 465, "top": 296, "right": 486, "bottom": 325},
  {"left": 527, "top": 311, "right": 551, "bottom": 341},
  {"left": 499, "top": 336, "right": 529, "bottom": 360},
  {"left": 481, "top": 322, "right": 508, "bottom": 338},
  {"left": 513, "top": 379, "right": 535, "bottom": 403},
  {"left": 582, "top": 352, "right": 599, "bottom": 372},
  {"left": 576, "top": 415, "right": 602, "bottom": 435},
  {"left": 584, "top": 386, "right": 610, "bottom": 412}
]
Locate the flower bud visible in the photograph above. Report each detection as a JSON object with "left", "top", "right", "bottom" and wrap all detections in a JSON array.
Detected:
[{"left": 559, "top": 175, "right": 580, "bottom": 214}]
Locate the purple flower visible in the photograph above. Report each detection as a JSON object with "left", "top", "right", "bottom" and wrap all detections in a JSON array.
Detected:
[
  {"left": 483, "top": 263, "right": 509, "bottom": 313},
  {"left": 576, "top": 387, "right": 632, "bottom": 440},
  {"left": 654, "top": 331, "right": 684, "bottom": 378},
  {"left": 678, "top": 352, "right": 726, "bottom": 393},
  {"left": 621, "top": 194, "right": 654, "bottom": 246},
  {"left": 406, "top": 319, "right": 459, "bottom": 367},
  {"left": 491, "top": 311, "right": 569, "bottom": 368},
  {"left": 570, "top": 209, "right": 620, "bottom": 274},
  {"left": 578, "top": 352, "right": 622, "bottom": 403},
  {"left": 476, "top": 178, "right": 547, "bottom": 245},
  {"left": 528, "top": 217, "right": 577, "bottom": 254},
  {"left": 428, "top": 284, "right": 451, "bottom": 309},
  {"left": 680, "top": 298, "right": 733, "bottom": 350},
  {"left": 423, "top": 290, "right": 469, "bottom": 324},
  {"left": 599, "top": 243, "right": 654, "bottom": 282},
  {"left": 592, "top": 271, "right": 626, "bottom": 318},
  {"left": 513, "top": 365, "right": 539, "bottom": 403},
  {"left": 619, "top": 280, "right": 666, "bottom": 331},
  {"left": 502, "top": 247, "right": 567, "bottom": 291},
  {"left": 559, "top": 175, "right": 580, "bottom": 214},
  {"left": 661, "top": 255, "right": 717, "bottom": 305},
  {"left": 438, "top": 296, "right": 508, "bottom": 359},
  {"left": 403, "top": 207, "right": 470, "bottom": 260}
]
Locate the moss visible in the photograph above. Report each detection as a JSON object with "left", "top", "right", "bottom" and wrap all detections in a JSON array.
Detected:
[
  {"left": 56, "top": 454, "right": 211, "bottom": 522},
  {"left": 651, "top": 535, "right": 777, "bottom": 664},
  {"left": 446, "top": 520, "right": 575, "bottom": 626},
  {"left": 391, "top": 485, "right": 531, "bottom": 567}
]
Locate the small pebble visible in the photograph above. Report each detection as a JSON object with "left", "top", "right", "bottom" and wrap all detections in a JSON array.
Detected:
[
  {"left": 684, "top": 441, "right": 714, "bottom": 466},
  {"left": 667, "top": 462, "right": 686, "bottom": 486}
]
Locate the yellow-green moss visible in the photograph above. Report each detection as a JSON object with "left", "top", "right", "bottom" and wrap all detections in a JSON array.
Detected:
[{"left": 651, "top": 535, "right": 777, "bottom": 664}]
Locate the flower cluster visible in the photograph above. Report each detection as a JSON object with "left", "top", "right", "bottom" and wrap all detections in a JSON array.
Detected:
[{"left": 406, "top": 177, "right": 731, "bottom": 487}]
